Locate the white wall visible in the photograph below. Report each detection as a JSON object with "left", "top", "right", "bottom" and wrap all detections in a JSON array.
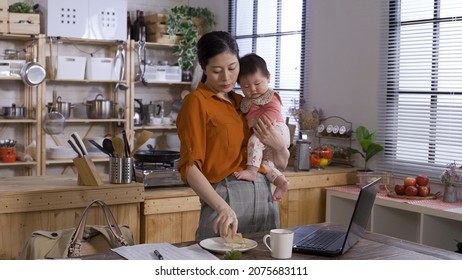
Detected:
[{"left": 307, "top": 0, "right": 385, "bottom": 132}]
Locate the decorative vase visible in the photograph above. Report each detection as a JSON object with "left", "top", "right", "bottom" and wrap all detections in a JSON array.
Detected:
[{"left": 443, "top": 185, "right": 458, "bottom": 203}]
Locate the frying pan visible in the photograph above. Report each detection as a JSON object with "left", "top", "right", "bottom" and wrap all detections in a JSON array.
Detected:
[
  {"left": 133, "top": 150, "right": 180, "bottom": 163},
  {"left": 20, "top": 44, "right": 46, "bottom": 87}
]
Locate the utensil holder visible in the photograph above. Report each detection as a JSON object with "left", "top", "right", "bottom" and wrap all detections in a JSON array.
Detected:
[
  {"left": 73, "top": 156, "right": 103, "bottom": 186},
  {"left": 109, "top": 157, "right": 133, "bottom": 184}
]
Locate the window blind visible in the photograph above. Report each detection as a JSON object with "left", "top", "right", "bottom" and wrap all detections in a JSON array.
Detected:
[
  {"left": 229, "top": 0, "right": 307, "bottom": 132},
  {"left": 378, "top": 0, "right": 462, "bottom": 182}
]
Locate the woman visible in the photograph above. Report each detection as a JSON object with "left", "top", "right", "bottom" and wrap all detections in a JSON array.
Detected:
[{"left": 176, "top": 31, "right": 290, "bottom": 240}]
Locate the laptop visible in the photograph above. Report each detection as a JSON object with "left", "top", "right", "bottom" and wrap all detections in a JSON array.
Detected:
[{"left": 292, "top": 177, "right": 381, "bottom": 257}]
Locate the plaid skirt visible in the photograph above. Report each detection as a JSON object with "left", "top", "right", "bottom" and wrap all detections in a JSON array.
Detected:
[{"left": 195, "top": 173, "right": 280, "bottom": 240}]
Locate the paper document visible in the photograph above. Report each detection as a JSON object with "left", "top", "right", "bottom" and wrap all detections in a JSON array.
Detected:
[{"left": 112, "top": 243, "right": 219, "bottom": 260}]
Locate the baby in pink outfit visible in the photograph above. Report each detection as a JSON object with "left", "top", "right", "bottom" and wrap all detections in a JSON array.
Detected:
[{"left": 233, "top": 54, "right": 291, "bottom": 201}]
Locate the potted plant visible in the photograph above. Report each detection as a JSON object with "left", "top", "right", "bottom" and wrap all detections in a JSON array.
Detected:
[
  {"left": 347, "top": 125, "right": 384, "bottom": 172},
  {"left": 167, "top": 5, "right": 216, "bottom": 81}
]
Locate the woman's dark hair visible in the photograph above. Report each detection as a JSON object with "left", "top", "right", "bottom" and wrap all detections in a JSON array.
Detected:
[
  {"left": 237, "top": 53, "right": 270, "bottom": 85},
  {"left": 197, "top": 31, "right": 240, "bottom": 82}
]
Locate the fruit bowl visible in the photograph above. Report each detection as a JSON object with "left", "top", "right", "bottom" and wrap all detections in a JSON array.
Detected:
[{"left": 310, "top": 146, "right": 333, "bottom": 168}]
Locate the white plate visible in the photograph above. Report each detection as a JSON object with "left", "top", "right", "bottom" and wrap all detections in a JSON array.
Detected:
[{"left": 199, "top": 237, "right": 258, "bottom": 254}]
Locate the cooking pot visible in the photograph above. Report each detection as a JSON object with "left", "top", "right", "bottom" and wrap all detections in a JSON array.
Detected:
[
  {"left": 47, "top": 96, "right": 72, "bottom": 119},
  {"left": 3, "top": 104, "right": 26, "bottom": 119},
  {"left": 84, "top": 94, "right": 114, "bottom": 119}
]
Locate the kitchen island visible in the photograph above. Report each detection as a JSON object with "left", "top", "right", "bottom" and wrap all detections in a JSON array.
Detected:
[{"left": 0, "top": 176, "right": 144, "bottom": 260}]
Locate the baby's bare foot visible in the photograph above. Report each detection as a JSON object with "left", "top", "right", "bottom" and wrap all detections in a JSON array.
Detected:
[
  {"left": 234, "top": 169, "right": 258, "bottom": 181},
  {"left": 273, "top": 179, "right": 289, "bottom": 201}
]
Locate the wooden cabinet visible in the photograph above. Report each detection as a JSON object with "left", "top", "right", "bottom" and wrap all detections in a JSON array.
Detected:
[
  {"left": 326, "top": 186, "right": 462, "bottom": 252},
  {"left": 141, "top": 186, "right": 200, "bottom": 244},
  {"left": 279, "top": 167, "right": 357, "bottom": 228},
  {"left": 0, "top": 176, "right": 144, "bottom": 260},
  {"left": 0, "top": 34, "right": 44, "bottom": 176}
]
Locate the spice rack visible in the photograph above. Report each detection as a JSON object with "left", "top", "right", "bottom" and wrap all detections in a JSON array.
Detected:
[{"left": 315, "top": 116, "right": 354, "bottom": 166}]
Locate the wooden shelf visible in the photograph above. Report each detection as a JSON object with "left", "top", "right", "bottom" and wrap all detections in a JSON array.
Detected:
[
  {"left": 49, "top": 37, "right": 125, "bottom": 46},
  {"left": 134, "top": 125, "right": 176, "bottom": 130},
  {"left": 46, "top": 157, "right": 109, "bottom": 165},
  {"left": 46, "top": 79, "right": 122, "bottom": 84},
  {"left": 0, "top": 161, "right": 38, "bottom": 167},
  {"left": 134, "top": 80, "right": 191, "bottom": 86},
  {"left": 64, "top": 118, "right": 126, "bottom": 123},
  {"left": 0, "top": 119, "right": 38, "bottom": 124}
]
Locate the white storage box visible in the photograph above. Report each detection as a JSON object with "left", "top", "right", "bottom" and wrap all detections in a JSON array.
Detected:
[
  {"left": 55, "top": 56, "right": 86, "bottom": 80},
  {"left": 36, "top": 0, "right": 127, "bottom": 40},
  {"left": 144, "top": 65, "right": 181, "bottom": 83},
  {"left": 0, "top": 60, "right": 26, "bottom": 77},
  {"left": 86, "top": 57, "right": 116, "bottom": 81}
]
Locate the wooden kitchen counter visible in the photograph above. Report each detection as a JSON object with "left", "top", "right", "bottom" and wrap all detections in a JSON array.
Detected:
[{"left": 0, "top": 175, "right": 144, "bottom": 260}]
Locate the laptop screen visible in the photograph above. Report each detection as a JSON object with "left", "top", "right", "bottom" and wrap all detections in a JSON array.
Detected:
[{"left": 341, "top": 177, "right": 380, "bottom": 254}]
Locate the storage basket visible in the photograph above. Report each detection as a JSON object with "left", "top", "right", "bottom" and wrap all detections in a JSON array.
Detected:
[
  {"left": 0, "top": 60, "right": 26, "bottom": 77},
  {"left": 143, "top": 65, "right": 181, "bottom": 82},
  {"left": 55, "top": 56, "right": 86, "bottom": 80},
  {"left": 8, "top": 13, "right": 40, "bottom": 35},
  {"left": 86, "top": 57, "right": 115, "bottom": 81}
]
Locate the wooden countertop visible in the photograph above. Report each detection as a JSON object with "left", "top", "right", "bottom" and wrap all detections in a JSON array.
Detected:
[
  {"left": 142, "top": 166, "right": 358, "bottom": 199},
  {"left": 80, "top": 225, "right": 462, "bottom": 260},
  {"left": 0, "top": 175, "right": 144, "bottom": 214}
]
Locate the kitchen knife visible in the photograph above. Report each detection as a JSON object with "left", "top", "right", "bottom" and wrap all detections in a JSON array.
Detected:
[
  {"left": 71, "top": 132, "right": 88, "bottom": 156},
  {"left": 68, "top": 139, "right": 82, "bottom": 158}
]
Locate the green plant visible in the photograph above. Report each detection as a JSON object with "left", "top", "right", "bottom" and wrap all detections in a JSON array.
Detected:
[
  {"left": 167, "top": 5, "right": 216, "bottom": 71},
  {"left": 223, "top": 249, "right": 242, "bottom": 260},
  {"left": 9, "top": 2, "right": 35, "bottom": 13},
  {"left": 347, "top": 125, "right": 384, "bottom": 171}
]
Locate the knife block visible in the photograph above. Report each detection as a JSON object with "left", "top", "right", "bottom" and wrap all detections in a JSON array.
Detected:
[{"left": 73, "top": 156, "right": 103, "bottom": 186}]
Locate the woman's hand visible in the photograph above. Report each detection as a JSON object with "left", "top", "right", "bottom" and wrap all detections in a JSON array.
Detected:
[
  {"left": 186, "top": 165, "right": 239, "bottom": 237},
  {"left": 214, "top": 205, "right": 238, "bottom": 238},
  {"left": 253, "top": 115, "right": 290, "bottom": 169}
]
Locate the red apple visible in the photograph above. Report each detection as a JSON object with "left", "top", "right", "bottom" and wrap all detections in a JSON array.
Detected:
[
  {"left": 405, "top": 185, "right": 418, "bottom": 196},
  {"left": 394, "top": 184, "right": 406, "bottom": 195},
  {"left": 418, "top": 185, "right": 431, "bottom": 197},
  {"left": 404, "top": 177, "right": 417, "bottom": 187},
  {"left": 416, "top": 175, "right": 429, "bottom": 186}
]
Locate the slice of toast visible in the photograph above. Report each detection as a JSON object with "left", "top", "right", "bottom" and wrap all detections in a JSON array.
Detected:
[{"left": 223, "top": 227, "right": 248, "bottom": 249}]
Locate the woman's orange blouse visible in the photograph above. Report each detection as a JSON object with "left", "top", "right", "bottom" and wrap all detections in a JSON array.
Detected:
[{"left": 176, "top": 83, "right": 264, "bottom": 184}]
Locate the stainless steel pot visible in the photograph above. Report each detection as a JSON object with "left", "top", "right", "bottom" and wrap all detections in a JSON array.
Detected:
[
  {"left": 47, "top": 96, "right": 72, "bottom": 119},
  {"left": 3, "top": 104, "right": 25, "bottom": 119},
  {"left": 84, "top": 94, "right": 114, "bottom": 119}
]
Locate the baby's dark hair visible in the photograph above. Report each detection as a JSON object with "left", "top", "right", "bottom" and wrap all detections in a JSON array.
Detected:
[{"left": 237, "top": 53, "right": 270, "bottom": 85}]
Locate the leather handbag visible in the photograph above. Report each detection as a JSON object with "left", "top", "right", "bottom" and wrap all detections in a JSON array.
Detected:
[{"left": 20, "top": 200, "right": 134, "bottom": 259}]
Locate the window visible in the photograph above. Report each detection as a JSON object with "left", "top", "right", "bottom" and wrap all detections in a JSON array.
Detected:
[
  {"left": 229, "top": 0, "right": 307, "bottom": 128},
  {"left": 380, "top": 0, "right": 462, "bottom": 181}
]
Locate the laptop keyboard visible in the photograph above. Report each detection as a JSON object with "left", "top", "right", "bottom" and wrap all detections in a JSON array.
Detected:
[{"left": 295, "top": 230, "right": 345, "bottom": 250}]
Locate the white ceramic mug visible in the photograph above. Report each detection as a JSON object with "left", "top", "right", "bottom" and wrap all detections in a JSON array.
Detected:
[{"left": 263, "top": 229, "right": 294, "bottom": 259}]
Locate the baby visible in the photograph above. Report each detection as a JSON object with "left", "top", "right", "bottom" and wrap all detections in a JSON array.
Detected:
[{"left": 233, "top": 53, "right": 291, "bottom": 201}]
